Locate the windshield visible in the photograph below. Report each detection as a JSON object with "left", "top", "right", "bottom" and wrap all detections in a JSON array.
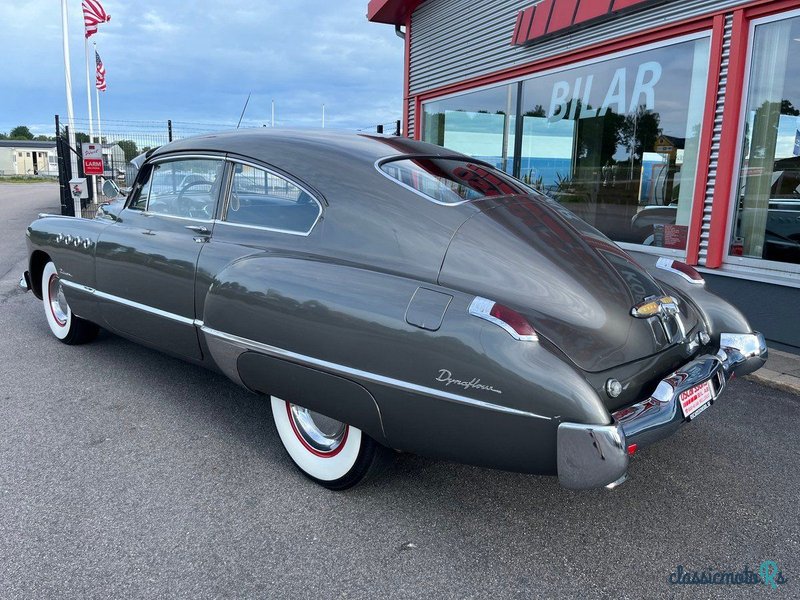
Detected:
[{"left": 380, "top": 157, "right": 531, "bottom": 205}]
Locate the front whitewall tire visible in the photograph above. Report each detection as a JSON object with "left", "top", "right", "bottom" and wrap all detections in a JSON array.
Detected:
[{"left": 42, "top": 261, "right": 72, "bottom": 340}]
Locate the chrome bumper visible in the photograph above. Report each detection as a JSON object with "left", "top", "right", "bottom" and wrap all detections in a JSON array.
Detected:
[
  {"left": 557, "top": 331, "right": 767, "bottom": 490},
  {"left": 19, "top": 271, "right": 31, "bottom": 292}
]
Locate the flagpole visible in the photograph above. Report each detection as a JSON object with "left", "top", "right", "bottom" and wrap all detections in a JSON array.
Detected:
[
  {"left": 60, "top": 0, "right": 78, "bottom": 182},
  {"left": 93, "top": 42, "right": 103, "bottom": 187},
  {"left": 271, "top": 100, "right": 275, "bottom": 127},
  {"left": 322, "top": 104, "right": 325, "bottom": 129},
  {"left": 84, "top": 36, "right": 96, "bottom": 202}
]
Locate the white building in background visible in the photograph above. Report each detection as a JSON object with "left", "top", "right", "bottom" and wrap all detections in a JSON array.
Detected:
[{"left": 0, "top": 140, "right": 58, "bottom": 177}]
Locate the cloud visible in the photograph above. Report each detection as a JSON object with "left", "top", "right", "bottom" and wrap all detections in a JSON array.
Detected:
[{"left": 0, "top": 1, "right": 404, "bottom": 136}]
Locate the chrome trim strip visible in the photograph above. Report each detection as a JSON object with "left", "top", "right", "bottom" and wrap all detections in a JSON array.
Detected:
[
  {"left": 148, "top": 153, "right": 228, "bottom": 164},
  {"left": 60, "top": 279, "right": 197, "bottom": 326},
  {"left": 201, "top": 326, "right": 550, "bottom": 420},
  {"left": 56, "top": 279, "right": 550, "bottom": 420},
  {"left": 140, "top": 212, "right": 215, "bottom": 224},
  {"left": 213, "top": 219, "right": 316, "bottom": 237}
]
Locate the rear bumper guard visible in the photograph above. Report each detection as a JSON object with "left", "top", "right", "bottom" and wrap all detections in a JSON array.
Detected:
[
  {"left": 19, "top": 271, "right": 31, "bottom": 292},
  {"left": 557, "top": 331, "right": 767, "bottom": 490}
]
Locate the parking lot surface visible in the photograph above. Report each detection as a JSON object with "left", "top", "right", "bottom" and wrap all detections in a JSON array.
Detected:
[{"left": 0, "top": 183, "right": 798, "bottom": 599}]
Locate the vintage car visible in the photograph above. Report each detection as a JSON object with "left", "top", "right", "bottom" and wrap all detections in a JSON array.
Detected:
[{"left": 21, "top": 130, "right": 767, "bottom": 490}]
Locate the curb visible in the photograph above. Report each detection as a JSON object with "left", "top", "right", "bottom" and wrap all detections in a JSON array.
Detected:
[{"left": 745, "top": 369, "right": 800, "bottom": 396}]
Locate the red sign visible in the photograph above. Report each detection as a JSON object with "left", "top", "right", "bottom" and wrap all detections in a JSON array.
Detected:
[
  {"left": 82, "top": 143, "right": 104, "bottom": 175},
  {"left": 83, "top": 159, "right": 103, "bottom": 175},
  {"left": 511, "top": 0, "right": 658, "bottom": 46},
  {"left": 663, "top": 224, "right": 688, "bottom": 250}
]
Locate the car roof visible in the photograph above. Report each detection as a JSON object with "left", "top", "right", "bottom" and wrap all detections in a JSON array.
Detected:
[{"left": 150, "top": 128, "right": 466, "bottom": 165}]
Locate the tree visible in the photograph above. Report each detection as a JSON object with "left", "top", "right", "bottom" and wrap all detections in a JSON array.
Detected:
[
  {"left": 0, "top": 132, "right": 7, "bottom": 140},
  {"left": 117, "top": 139, "right": 139, "bottom": 162},
  {"left": 74, "top": 132, "right": 90, "bottom": 144},
  {"left": 10, "top": 125, "right": 34, "bottom": 140}
]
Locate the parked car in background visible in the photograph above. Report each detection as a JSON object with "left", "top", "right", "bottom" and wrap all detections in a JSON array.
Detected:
[{"left": 21, "top": 130, "right": 767, "bottom": 490}]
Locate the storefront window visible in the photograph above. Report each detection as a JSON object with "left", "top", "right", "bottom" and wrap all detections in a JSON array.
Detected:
[
  {"left": 422, "top": 84, "right": 518, "bottom": 174},
  {"left": 730, "top": 14, "right": 800, "bottom": 266},
  {"left": 520, "top": 37, "right": 710, "bottom": 249}
]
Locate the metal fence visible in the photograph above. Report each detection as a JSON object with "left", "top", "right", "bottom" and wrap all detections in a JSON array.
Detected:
[{"left": 55, "top": 115, "right": 240, "bottom": 217}]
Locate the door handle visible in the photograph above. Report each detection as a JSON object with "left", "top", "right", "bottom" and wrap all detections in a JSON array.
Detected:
[{"left": 185, "top": 225, "right": 211, "bottom": 235}]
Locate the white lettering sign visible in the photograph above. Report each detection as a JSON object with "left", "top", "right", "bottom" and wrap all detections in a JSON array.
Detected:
[{"left": 548, "top": 61, "right": 663, "bottom": 122}]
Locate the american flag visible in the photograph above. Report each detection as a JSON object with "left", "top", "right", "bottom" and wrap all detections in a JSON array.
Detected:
[
  {"left": 83, "top": 0, "right": 111, "bottom": 38},
  {"left": 95, "top": 51, "right": 107, "bottom": 91}
]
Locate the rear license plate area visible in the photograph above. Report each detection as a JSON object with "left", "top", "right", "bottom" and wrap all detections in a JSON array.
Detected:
[{"left": 679, "top": 380, "right": 713, "bottom": 420}]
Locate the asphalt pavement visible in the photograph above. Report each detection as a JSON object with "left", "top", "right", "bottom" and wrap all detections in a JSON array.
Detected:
[{"left": 0, "top": 183, "right": 798, "bottom": 599}]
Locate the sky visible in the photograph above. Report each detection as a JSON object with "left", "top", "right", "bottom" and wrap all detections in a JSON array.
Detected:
[{"left": 0, "top": 0, "right": 404, "bottom": 137}]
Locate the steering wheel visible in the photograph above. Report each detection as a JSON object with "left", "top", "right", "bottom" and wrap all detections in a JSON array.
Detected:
[{"left": 175, "top": 180, "right": 212, "bottom": 217}]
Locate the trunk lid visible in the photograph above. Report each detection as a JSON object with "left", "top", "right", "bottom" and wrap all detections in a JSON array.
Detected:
[{"left": 438, "top": 195, "right": 699, "bottom": 373}]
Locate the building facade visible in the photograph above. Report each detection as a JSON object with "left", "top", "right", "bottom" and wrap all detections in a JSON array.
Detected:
[
  {"left": 0, "top": 140, "right": 58, "bottom": 177},
  {"left": 369, "top": 0, "right": 800, "bottom": 352}
]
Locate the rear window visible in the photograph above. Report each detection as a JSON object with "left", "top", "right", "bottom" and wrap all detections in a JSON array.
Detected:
[{"left": 379, "top": 158, "right": 530, "bottom": 205}]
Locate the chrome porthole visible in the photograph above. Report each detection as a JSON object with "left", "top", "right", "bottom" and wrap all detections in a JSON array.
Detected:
[{"left": 288, "top": 404, "right": 349, "bottom": 455}]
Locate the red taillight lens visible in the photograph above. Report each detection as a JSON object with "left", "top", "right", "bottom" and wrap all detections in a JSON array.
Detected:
[
  {"left": 469, "top": 297, "right": 537, "bottom": 341},
  {"left": 627, "top": 443, "right": 638, "bottom": 457},
  {"left": 490, "top": 303, "right": 536, "bottom": 338},
  {"left": 656, "top": 257, "right": 704, "bottom": 284}
]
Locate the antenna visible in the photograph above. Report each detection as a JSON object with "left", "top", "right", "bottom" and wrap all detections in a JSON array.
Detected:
[
  {"left": 322, "top": 104, "right": 326, "bottom": 129},
  {"left": 236, "top": 92, "right": 251, "bottom": 129}
]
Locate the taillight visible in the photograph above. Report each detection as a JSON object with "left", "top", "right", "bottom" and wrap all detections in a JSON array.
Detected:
[
  {"left": 656, "top": 257, "right": 704, "bottom": 284},
  {"left": 468, "top": 297, "right": 537, "bottom": 341}
]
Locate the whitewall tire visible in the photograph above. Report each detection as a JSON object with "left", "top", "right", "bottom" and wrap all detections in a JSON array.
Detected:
[
  {"left": 270, "top": 396, "right": 390, "bottom": 490},
  {"left": 41, "top": 261, "right": 98, "bottom": 345}
]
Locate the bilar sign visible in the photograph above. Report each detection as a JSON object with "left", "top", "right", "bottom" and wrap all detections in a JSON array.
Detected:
[
  {"left": 82, "top": 143, "right": 104, "bottom": 176},
  {"left": 548, "top": 61, "right": 663, "bottom": 122}
]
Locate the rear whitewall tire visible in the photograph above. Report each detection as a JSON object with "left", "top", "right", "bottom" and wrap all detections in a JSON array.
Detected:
[
  {"left": 40, "top": 261, "right": 98, "bottom": 345},
  {"left": 270, "top": 396, "right": 390, "bottom": 490}
]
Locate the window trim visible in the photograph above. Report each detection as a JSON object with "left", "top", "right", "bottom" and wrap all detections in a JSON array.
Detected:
[
  {"left": 219, "top": 158, "right": 323, "bottom": 237},
  {"left": 721, "top": 7, "right": 800, "bottom": 275},
  {"left": 125, "top": 153, "right": 226, "bottom": 222},
  {"left": 374, "top": 155, "right": 530, "bottom": 207}
]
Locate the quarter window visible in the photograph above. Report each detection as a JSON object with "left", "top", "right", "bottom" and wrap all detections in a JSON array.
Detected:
[
  {"left": 224, "top": 163, "right": 320, "bottom": 234},
  {"left": 380, "top": 158, "right": 530, "bottom": 204}
]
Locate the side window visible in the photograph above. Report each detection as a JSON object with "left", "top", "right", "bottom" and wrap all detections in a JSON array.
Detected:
[
  {"left": 224, "top": 163, "right": 320, "bottom": 234},
  {"left": 128, "top": 165, "right": 153, "bottom": 211},
  {"left": 147, "top": 158, "right": 225, "bottom": 219}
]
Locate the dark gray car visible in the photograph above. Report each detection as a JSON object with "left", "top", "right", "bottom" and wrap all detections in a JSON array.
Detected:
[{"left": 20, "top": 129, "right": 767, "bottom": 490}]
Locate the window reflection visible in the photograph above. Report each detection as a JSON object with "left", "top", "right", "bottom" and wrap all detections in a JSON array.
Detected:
[
  {"left": 422, "top": 84, "right": 518, "bottom": 174},
  {"left": 421, "top": 37, "right": 711, "bottom": 251},
  {"left": 730, "top": 15, "right": 800, "bottom": 265},
  {"left": 520, "top": 38, "right": 710, "bottom": 250}
]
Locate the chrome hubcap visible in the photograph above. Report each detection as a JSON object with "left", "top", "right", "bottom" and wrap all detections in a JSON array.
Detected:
[
  {"left": 48, "top": 274, "right": 69, "bottom": 325},
  {"left": 289, "top": 405, "right": 347, "bottom": 453}
]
